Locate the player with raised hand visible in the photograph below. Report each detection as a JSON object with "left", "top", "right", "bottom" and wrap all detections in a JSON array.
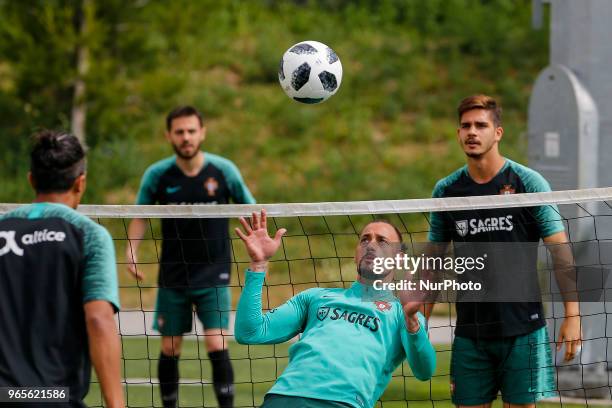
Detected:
[
  {"left": 0, "top": 130, "right": 123, "bottom": 407},
  {"left": 234, "top": 210, "right": 436, "bottom": 408}
]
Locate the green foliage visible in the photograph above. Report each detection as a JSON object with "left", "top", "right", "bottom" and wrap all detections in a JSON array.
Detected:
[{"left": 0, "top": 0, "right": 547, "bottom": 206}]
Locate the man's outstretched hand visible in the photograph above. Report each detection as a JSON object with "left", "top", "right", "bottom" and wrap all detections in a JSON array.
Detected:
[{"left": 235, "top": 209, "right": 286, "bottom": 271}]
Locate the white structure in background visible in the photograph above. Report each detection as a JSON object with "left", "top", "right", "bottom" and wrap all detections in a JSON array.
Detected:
[{"left": 529, "top": 0, "right": 612, "bottom": 399}]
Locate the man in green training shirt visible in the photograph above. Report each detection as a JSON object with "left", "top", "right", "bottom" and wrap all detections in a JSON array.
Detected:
[
  {"left": 0, "top": 130, "right": 123, "bottom": 407},
  {"left": 427, "top": 95, "right": 582, "bottom": 406},
  {"left": 126, "top": 106, "right": 255, "bottom": 408},
  {"left": 234, "top": 210, "right": 436, "bottom": 408}
]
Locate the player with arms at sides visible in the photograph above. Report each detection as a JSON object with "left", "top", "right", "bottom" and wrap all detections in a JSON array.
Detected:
[
  {"left": 234, "top": 210, "right": 436, "bottom": 408},
  {"left": 0, "top": 131, "right": 123, "bottom": 407},
  {"left": 125, "top": 106, "right": 255, "bottom": 408},
  {"left": 426, "top": 95, "right": 581, "bottom": 407}
]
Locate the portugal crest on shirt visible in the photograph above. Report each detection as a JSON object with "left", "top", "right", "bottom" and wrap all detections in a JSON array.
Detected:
[
  {"left": 317, "top": 306, "right": 330, "bottom": 321},
  {"left": 374, "top": 301, "right": 392, "bottom": 312},
  {"left": 455, "top": 220, "right": 468, "bottom": 237},
  {"left": 499, "top": 184, "right": 515, "bottom": 195},
  {"left": 204, "top": 177, "right": 219, "bottom": 197}
]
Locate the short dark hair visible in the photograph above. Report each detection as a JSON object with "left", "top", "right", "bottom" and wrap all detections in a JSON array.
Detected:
[
  {"left": 166, "top": 106, "right": 204, "bottom": 131},
  {"left": 30, "top": 130, "right": 86, "bottom": 193},
  {"left": 457, "top": 94, "right": 502, "bottom": 127}
]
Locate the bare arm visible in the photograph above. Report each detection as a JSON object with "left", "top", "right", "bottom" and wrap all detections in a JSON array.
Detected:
[
  {"left": 125, "top": 218, "right": 147, "bottom": 280},
  {"left": 85, "top": 300, "right": 124, "bottom": 408},
  {"left": 423, "top": 303, "right": 435, "bottom": 320},
  {"left": 543, "top": 231, "right": 582, "bottom": 361}
]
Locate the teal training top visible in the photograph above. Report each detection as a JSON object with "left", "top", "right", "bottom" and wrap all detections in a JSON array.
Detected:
[{"left": 235, "top": 271, "right": 436, "bottom": 408}]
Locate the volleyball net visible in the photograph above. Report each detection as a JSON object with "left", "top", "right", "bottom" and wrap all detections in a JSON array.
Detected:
[{"left": 2, "top": 187, "right": 612, "bottom": 406}]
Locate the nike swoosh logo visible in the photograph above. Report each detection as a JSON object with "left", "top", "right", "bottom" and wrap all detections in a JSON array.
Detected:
[{"left": 166, "top": 186, "right": 182, "bottom": 194}]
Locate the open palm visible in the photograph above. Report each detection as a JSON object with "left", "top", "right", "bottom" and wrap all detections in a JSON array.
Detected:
[{"left": 235, "top": 210, "right": 286, "bottom": 263}]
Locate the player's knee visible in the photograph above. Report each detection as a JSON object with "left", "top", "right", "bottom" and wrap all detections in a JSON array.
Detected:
[
  {"left": 204, "top": 330, "right": 226, "bottom": 352},
  {"left": 161, "top": 336, "right": 183, "bottom": 356}
]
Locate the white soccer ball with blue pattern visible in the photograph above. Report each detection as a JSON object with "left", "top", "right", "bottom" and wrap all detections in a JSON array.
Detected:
[{"left": 278, "top": 40, "right": 343, "bottom": 104}]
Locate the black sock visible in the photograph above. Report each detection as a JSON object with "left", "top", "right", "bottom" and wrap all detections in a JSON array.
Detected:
[
  {"left": 209, "top": 350, "right": 234, "bottom": 408},
  {"left": 159, "top": 352, "right": 179, "bottom": 408}
]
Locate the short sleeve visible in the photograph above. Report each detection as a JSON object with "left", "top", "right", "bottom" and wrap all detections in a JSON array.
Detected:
[
  {"left": 223, "top": 160, "right": 255, "bottom": 204},
  {"left": 428, "top": 181, "right": 451, "bottom": 242},
  {"left": 207, "top": 154, "right": 256, "bottom": 204},
  {"left": 82, "top": 224, "right": 120, "bottom": 312},
  {"left": 136, "top": 165, "right": 161, "bottom": 205},
  {"left": 519, "top": 167, "right": 565, "bottom": 238}
]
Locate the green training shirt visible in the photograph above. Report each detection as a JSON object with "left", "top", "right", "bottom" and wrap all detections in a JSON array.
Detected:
[
  {"left": 235, "top": 270, "right": 436, "bottom": 408},
  {"left": 136, "top": 153, "right": 255, "bottom": 288},
  {"left": 428, "top": 158, "right": 565, "bottom": 338}
]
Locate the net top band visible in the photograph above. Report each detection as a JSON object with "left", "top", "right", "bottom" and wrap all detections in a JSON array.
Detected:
[{"left": 1, "top": 187, "right": 611, "bottom": 218}]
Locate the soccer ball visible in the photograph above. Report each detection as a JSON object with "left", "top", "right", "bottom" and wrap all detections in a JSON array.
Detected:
[{"left": 278, "top": 40, "right": 343, "bottom": 104}]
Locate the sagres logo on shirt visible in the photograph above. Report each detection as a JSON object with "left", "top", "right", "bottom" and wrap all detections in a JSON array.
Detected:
[
  {"left": 455, "top": 216, "right": 514, "bottom": 236},
  {"left": 316, "top": 306, "right": 381, "bottom": 332},
  {"left": 0, "top": 229, "right": 66, "bottom": 257}
]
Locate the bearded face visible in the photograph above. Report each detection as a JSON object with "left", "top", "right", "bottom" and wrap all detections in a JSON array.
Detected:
[
  {"left": 355, "top": 222, "right": 402, "bottom": 281},
  {"left": 166, "top": 115, "right": 205, "bottom": 159}
]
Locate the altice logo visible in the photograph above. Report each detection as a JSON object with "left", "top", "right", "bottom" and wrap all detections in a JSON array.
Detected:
[
  {"left": 0, "top": 229, "right": 66, "bottom": 257},
  {"left": 0, "top": 231, "right": 23, "bottom": 256}
]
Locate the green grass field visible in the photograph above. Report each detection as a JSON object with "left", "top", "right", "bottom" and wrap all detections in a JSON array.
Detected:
[{"left": 84, "top": 337, "right": 584, "bottom": 408}]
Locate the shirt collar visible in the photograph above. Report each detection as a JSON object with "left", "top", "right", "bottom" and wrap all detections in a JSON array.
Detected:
[{"left": 349, "top": 280, "right": 396, "bottom": 302}]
